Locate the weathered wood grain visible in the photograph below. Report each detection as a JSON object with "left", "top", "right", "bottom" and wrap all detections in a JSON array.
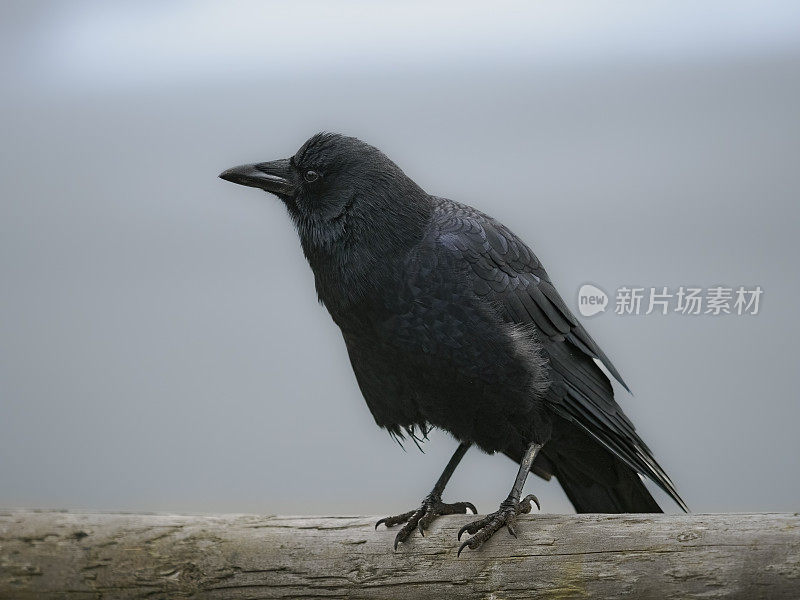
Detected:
[{"left": 1, "top": 511, "right": 798, "bottom": 599}]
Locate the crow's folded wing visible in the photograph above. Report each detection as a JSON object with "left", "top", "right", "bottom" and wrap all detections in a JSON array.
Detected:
[{"left": 434, "top": 198, "right": 687, "bottom": 511}]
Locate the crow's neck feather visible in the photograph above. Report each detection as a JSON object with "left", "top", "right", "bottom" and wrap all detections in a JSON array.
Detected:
[{"left": 297, "top": 181, "right": 432, "bottom": 314}]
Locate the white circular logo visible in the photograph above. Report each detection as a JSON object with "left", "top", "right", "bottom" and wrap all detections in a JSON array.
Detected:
[{"left": 577, "top": 284, "right": 608, "bottom": 317}]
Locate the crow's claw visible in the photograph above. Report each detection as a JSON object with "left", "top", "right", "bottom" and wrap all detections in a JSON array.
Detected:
[
  {"left": 457, "top": 494, "right": 540, "bottom": 556},
  {"left": 374, "top": 510, "right": 415, "bottom": 530},
  {"left": 376, "top": 494, "right": 477, "bottom": 550},
  {"left": 520, "top": 493, "right": 541, "bottom": 513}
]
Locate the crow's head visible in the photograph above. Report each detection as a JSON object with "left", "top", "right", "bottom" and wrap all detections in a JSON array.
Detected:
[{"left": 220, "top": 133, "right": 425, "bottom": 250}]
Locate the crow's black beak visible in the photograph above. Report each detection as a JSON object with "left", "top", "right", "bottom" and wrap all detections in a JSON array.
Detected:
[{"left": 219, "top": 159, "right": 296, "bottom": 196}]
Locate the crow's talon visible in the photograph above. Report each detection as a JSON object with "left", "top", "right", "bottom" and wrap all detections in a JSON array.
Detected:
[
  {"left": 376, "top": 494, "right": 477, "bottom": 549},
  {"left": 519, "top": 493, "right": 541, "bottom": 513},
  {"left": 457, "top": 514, "right": 493, "bottom": 540},
  {"left": 457, "top": 494, "right": 541, "bottom": 556},
  {"left": 374, "top": 510, "right": 415, "bottom": 530}
]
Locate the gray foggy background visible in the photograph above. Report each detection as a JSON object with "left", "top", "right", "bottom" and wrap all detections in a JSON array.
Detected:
[{"left": 1, "top": 1, "right": 799, "bottom": 516}]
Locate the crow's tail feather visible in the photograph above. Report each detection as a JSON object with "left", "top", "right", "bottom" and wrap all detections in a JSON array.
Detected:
[
  {"left": 511, "top": 420, "right": 664, "bottom": 513},
  {"left": 553, "top": 446, "right": 662, "bottom": 513}
]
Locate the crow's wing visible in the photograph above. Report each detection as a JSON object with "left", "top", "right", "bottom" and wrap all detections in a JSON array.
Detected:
[{"left": 434, "top": 198, "right": 687, "bottom": 511}]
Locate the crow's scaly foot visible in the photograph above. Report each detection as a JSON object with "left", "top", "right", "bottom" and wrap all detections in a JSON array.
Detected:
[
  {"left": 376, "top": 494, "right": 477, "bottom": 550},
  {"left": 457, "top": 493, "right": 540, "bottom": 556}
]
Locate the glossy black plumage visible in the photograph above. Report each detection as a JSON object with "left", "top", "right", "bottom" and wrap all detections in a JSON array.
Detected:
[{"left": 221, "top": 132, "right": 687, "bottom": 520}]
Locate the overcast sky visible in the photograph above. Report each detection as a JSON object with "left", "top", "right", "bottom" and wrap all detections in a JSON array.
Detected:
[
  {"left": 4, "top": 1, "right": 800, "bottom": 90},
  {"left": 1, "top": 1, "right": 799, "bottom": 517}
]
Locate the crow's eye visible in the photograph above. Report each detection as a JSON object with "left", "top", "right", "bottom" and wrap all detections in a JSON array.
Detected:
[{"left": 304, "top": 170, "right": 320, "bottom": 183}]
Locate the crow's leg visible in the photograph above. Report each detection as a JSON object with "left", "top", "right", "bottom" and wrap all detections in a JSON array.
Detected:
[
  {"left": 457, "top": 441, "right": 543, "bottom": 556},
  {"left": 376, "top": 442, "right": 476, "bottom": 549}
]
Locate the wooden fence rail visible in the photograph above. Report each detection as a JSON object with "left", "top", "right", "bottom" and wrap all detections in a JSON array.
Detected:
[{"left": 1, "top": 510, "right": 799, "bottom": 599}]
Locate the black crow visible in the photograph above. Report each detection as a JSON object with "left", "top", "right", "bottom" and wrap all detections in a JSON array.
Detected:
[{"left": 220, "top": 133, "right": 687, "bottom": 554}]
